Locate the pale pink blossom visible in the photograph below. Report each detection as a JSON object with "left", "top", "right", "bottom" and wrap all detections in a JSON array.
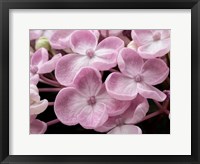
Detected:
[
  {"left": 55, "top": 30, "right": 124, "bottom": 86},
  {"left": 131, "top": 30, "right": 170, "bottom": 59},
  {"left": 96, "top": 95, "right": 149, "bottom": 134},
  {"left": 30, "top": 116, "right": 47, "bottom": 134},
  {"left": 105, "top": 48, "right": 169, "bottom": 102},
  {"left": 100, "top": 30, "right": 123, "bottom": 37},
  {"left": 31, "top": 48, "right": 62, "bottom": 75},
  {"left": 30, "top": 30, "right": 43, "bottom": 40},
  {"left": 54, "top": 67, "right": 130, "bottom": 129}
]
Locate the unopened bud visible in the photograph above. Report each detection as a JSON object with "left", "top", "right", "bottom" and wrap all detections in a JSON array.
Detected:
[{"left": 35, "top": 37, "right": 51, "bottom": 51}]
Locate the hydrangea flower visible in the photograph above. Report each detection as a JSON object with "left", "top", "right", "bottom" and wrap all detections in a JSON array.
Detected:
[
  {"left": 54, "top": 67, "right": 131, "bottom": 129},
  {"left": 55, "top": 30, "right": 124, "bottom": 86},
  {"left": 30, "top": 84, "right": 48, "bottom": 134},
  {"left": 95, "top": 95, "right": 149, "bottom": 134},
  {"left": 100, "top": 30, "right": 123, "bottom": 37},
  {"left": 30, "top": 48, "right": 62, "bottom": 84},
  {"left": 105, "top": 48, "right": 169, "bottom": 102},
  {"left": 131, "top": 30, "right": 170, "bottom": 59}
]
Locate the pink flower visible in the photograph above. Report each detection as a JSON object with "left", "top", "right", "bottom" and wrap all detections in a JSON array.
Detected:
[
  {"left": 30, "top": 116, "right": 47, "bottom": 134},
  {"left": 54, "top": 67, "right": 130, "bottom": 129},
  {"left": 55, "top": 30, "right": 124, "bottom": 86},
  {"left": 30, "top": 30, "right": 43, "bottom": 40},
  {"left": 131, "top": 30, "right": 170, "bottom": 59},
  {"left": 95, "top": 95, "right": 149, "bottom": 134},
  {"left": 30, "top": 48, "right": 62, "bottom": 75},
  {"left": 100, "top": 30, "right": 123, "bottom": 37},
  {"left": 105, "top": 48, "right": 169, "bottom": 102}
]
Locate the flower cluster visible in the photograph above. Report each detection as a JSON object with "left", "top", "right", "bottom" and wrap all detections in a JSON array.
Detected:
[{"left": 30, "top": 30, "right": 170, "bottom": 134}]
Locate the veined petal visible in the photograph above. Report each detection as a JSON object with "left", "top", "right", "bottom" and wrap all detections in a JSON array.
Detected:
[
  {"left": 55, "top": 54, "right": 90, "bottom": 86},
  {"left": 70, "top": 30, "right": 97, "bottom": 55},
  {"left": 31, "top": 48, "right": 49, "bottom": 68},
  {"left": 54, "top": 87, "right": 88, "bottom": 125},
  {"left": 78, "top": 103, "right": 108, "bottom": 129},
  {"left": 96, "top": 36, "right": 124, "bottom": 51},
  {"left": 131, "top": 30, "right": 153, "bottom": 46},
  {"left": 118, "top": 48, "right": 144, "bottom": 77},
  {"left": 137, "top": 82, "right": 166, "bottom": 102},
  {"left": 73, "top": 67, "right": 102, "bottom": 97},
  {"left": 38, "top": 53, "right": 62, "bottom": 74},
  {"left": 138, "top": 38, "right": 170, "bottom": 59},
  {"left": 141, "top": 58, "right": 169, "bottom": 85},
  {"left": 30, "top": 119, "right": 47, "bottom": 134},
  {"left": 96, "top": 85, "right": 131, "bottom": 116},
  {"left": 95, "top": 117, "right": 117, "bottom": 132},
  {"left": 30, "top": 99, "right": 48, "bottom": 115},
  {"left": 108, "top": 125, "right": 142, "bottom": 134},
  {"left": 105, "top": 72, "right": 138, "bottom": 101}
]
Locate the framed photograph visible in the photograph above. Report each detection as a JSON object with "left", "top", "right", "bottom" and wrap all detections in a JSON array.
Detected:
[{"left": 1, "top": 0, "right": 199, "bottom": 163}]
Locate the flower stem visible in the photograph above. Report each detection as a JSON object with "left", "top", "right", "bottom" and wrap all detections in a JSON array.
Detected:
[
  {"left": 39, "top": 88, "right": 62, "bottom": 92},
  {"left": 137, "top": 110, "right": 163, "bottom": 124},
  {"left": 40, "top": 74, "right": 62, "bottom": 87},
  {"left": 48, "top": 102, "right": 54, "bottom": 106},
  {"left": 47, "top": 119, "right": 60, "bottom": 126}
]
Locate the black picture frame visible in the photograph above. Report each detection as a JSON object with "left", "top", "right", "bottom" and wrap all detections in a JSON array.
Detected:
[{"left": 0, "top": 0, "right": 199, "bottom": 163}]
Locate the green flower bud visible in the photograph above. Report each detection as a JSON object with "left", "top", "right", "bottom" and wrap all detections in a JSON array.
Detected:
[{"left": 35, "top": 37, "right": 51, "bottom": 51}]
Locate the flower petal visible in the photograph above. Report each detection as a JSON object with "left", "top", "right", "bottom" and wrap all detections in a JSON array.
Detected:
[
  {"left": 141, "top": 58, "right": 169, "bottom": 85},
  {"left": 95, "top": 117, "right": 116, "bottom": 132},
  {"left": 137, "top": 83, "right": 166, "bottom": 102},
  {"left": 118, "top": 48, "right": 144, "bottom": 77},
  {"left": 73, "top": 67, "right": 102, "bottom": 97},
  {"left": 138, "top": 38, "right": 170, "bottom": 59},
  {"left": 105, "top": 72, "right": 138, "bottom": 100},
  {"left": 30, "top": 73, "right": 39, "bottom": 85},
  {"left": 96, "top": 36, "right": 124, "bottom": 51},
  {"left": 55, "top": 54, "right": 90, "bottom": 86},
  {"left": 49, "top": 30, "right": 74, "bottom": 49},
  {"left": 70, "top": 30, "right": 97, "bottom": 54},
  {"left": 37, "top": 53, "right": 62, "bottom": 74},
  {"left": 78, "top": 103, "right": 108, "bottom": 129},
  {"left": 31, "top": 48, "right": 49, "bottom": 68},
  {"left": 123, "top": 95, "right": 149, "bottom": 124},
  {"left": 30, "top": 119, "right": 47, "bottom": 134},
  {"left": 108, "top": 125, "right": 142, "bottom": 134},
  {"left": 30, "top": 99, "right": 48, "bottom": 115},
  {"left": 96, "top": 85, "right": 131, "bottom": 116},
  {"left": 54, "top": 87, "right": 87, "bottom": 125},
  {"left": 131, "top": 30, "right": 153, "bottom": 46},
  {"left": 30, "top": 30, "right": 43, "bottom": 40}
]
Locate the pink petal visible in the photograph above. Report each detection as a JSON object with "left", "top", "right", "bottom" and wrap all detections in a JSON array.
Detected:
[
  {"left": 137, "top": 82, "right": 166, "bottom": 102},
  {"left": 30, "top": 114, "right": 37, "bottom": 123},
  {"left": 37, "top": 53, "right": 62, "bottom": 74},
  {"left": 55, "top": 54, "right": 90, "bottom": 86},
  {"left": 138, "top": 38, "right": 170, "bottom": 59},
  {"left": 30, "top": 84, "right": 40, "bottom": 103},
  {"left": 30, "top": 30, "right": 43, "bottom": 40},
  {"left": 96, "top": 36, "right": 124, "bottom": 51},
  {"left": 30, "top": 119, "right": 47, "bottom": 134},
  {"left": 96, "top": 85, "right": 131, "bottom": 116},
  {"left": 73, "top": 67, "right": 102, "bottom": 97},
  {"left": 78, "top": 103, "right": 108, "bottom": 129},
  {"left": 141, "top": 58, "right": 169, "bottom": 85},
  {"left": 54, "top": 87, "right": 87, "bottom": 125},
  {"left": 100, "top": 30, "right": 123, "bottom": 37},
  {"left": 30, "top": 73, "right": 39, "bottom": 85},
  {"left": 70, "top": 30, "right": 97, "bottom": 54},
  {"left": 131, "top": 30, "right": 153, "bottom": 46},
  {"left": 49, "top": 30, "right": 74, "bottom": 49},
  {"left": 118, "top": 48, "right": 144, "bottom": 77},
  {"left": 89, "top": 51, "right": 118, "bottom": 70},
  {"left": 108, "top": 125, "right": 142, "bottom": 134},
  {"left": 31, "top": 48, "right": 49, "bottom": 68},
  {"left": 30, "top": 99, "right": 48, "bottom": 115},
  {"left": 105, "top": 72, "right": 138, "bottom": 101},
  {"left": 95, "top": 117, "right": 117, "bottom": 132},
  {"left": 123, "top": 95, "right": 149, "bottom": 124}
]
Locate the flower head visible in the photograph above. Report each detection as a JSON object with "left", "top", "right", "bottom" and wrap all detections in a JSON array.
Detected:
[
  {"left": 105, "top": 48, "right": 169, "bottom": 101},
  {"left": 55, "top": 30, "right": 124, "bottom": 86},
  {"left": 131, "top": 30, "right": 170, "bottom": 59},
  {"left": 54, "top": 67, "right": 130, "bottom": 129}
]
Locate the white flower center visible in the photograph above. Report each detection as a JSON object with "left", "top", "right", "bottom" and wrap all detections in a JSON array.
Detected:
[
  {"left": 134, "top": 74, "right": 142, "bottom": 82},
  {"left": 153, "top": 31, "right": 161, "bottom": 41},
  {"left": 87, "top": 96, "right": 96, "bottom": 105},
  {"left": 86, "top": 49, "right": 95, "bottom": 58}
]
